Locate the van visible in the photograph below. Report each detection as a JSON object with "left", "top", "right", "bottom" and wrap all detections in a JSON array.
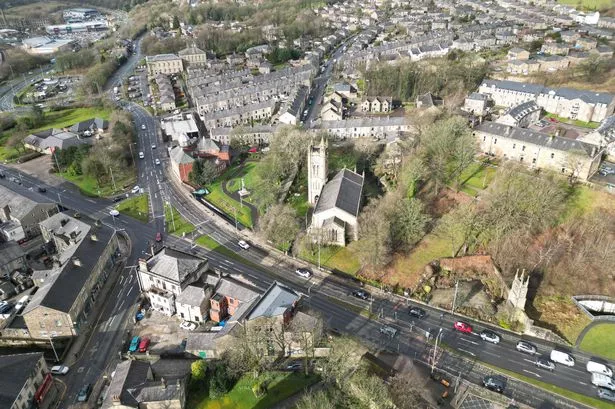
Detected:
[
  {"left": 550, "top": 350, "right": 575, "bottom": 367},
  {"left": 587, "top": 360, "right": 613, "bottom": 377},
  {"left": 14, "top": 295, "right": 30, "bottom": 314},
  {"left": 379, "top": 325, "right": 397, "bottom": 338},
  {"left": 592, "top": 373, "right": 615, "bottom": 391}
]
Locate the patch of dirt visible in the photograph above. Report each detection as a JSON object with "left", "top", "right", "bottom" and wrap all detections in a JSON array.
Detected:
[
  {"left": 430, "top": 280, "right": 497, "bottom": 317},
  {"left": 8, "top": 155, "right": 65, "bottom": 187}
]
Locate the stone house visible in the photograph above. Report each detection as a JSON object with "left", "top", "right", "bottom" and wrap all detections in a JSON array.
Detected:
[
  {"left": 178, "top": 45, "right": 209, "bottom": 66},
  {"left": 540, "top": 42, "right": 569, "bottom": 56},
  {"left": 0, "top": 186, "right": 59, "bottom": 241},
  {"left": 507, "top": 47, "right": 530, "bottom": 60},
  {"left": 496, "top": 101, "right": 541, "bottom": 128},
  {"left": 576, "top": 37, "right": 597, "bottom": 50},
  {"left": 169, "top": 146, "right": 195, "bottom": 183},
  {"left": 0, "top": 353, "right": 55, "bottom": 409},
  {"left": 146, "top": 54, "right": 184, "bottom": 76},
  {"left": 361, "top": 96, "right": 392, "bottom": 113}
]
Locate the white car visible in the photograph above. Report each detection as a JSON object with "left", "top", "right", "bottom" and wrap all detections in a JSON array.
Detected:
[
  {"left": 151, "top": 144, "right": 156, "bottom": 149},
  {"left": 180, "top": 321, "right": 198, "bottom": 331},
  {"left": 139, "top": 152, "right": 144, "bottom": 159},
  {"left": 155, "top": 158, "right": 161, "bottom": 165},
  {"left": 295, "top": 268, "right": 312, "bottom": 278},
  {"left": 109, "top": 209, "right": 120, "bottom": 217},
  {"left": 238, "top": 240, "right": 250, "bottom": 250},
  {"left": 50, "top": 365, "right": 70, "bottom": 375},
  {"left": 141, "top": 124, "right": 146, "bottom": 130},
  {"left": 131, "top": 186, "right": 140, "bottom": 194}
]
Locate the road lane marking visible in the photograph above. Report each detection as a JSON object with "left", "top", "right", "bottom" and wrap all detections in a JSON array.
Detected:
[
  {"left": 522, "top": 369, "right": 542, "bottom": 378},
  {"left": 579, "top": 381, "right": 588, "bottom": 385},
  {"left": 459, "top": 338, "right": 479, "bottom": 345},
  {"left": 127, "top": 286, "right": 133, "bottom": 296},
  {"left": 457, "top": 348, "right": 476, "bottom": 356}
]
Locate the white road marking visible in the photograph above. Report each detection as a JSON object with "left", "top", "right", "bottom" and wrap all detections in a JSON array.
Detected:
[
  {"left": 459, "top": 338, "right": 479, "bottom": 345},
  {"left": 127, "top": 286, "right": 134, "bottom": 296},
  {"left": 457, "top": 348, "right": 476, "bottom": 356},
  {"left": 522, "top": 369, "right": 542, "bottom": 378},
  {"left": 523, "top": 359, "right": 535, "bottom": 364}
]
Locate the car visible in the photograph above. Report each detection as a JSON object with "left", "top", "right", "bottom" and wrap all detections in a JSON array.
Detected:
[
  {"left": 138, "top": 337, "right": 150, "bottom": 352},
  {"left": 131, "top": 185, "right": 140, "bottom": 194},
  {"left": 238, "top": 240, "right": 250, "bottom": 249},
  {"left": 453, "top": 321, "right": 473, "bottom": 334},
  {"left": 180, "top": 321, "right": 198, "bottom": 331},
  {"left": 50, "top": 365, "right": 70, "bottom": 375},
  {"left": 155, "top": 158, "right": 161, "bottom": 165},
  {"left": 0, "top": 301, "right": 11, "bottom": 314},
  {"left": 10, "top": 177, "right": 20, "bottom": 184},
  {"left": 139, "top": 152, "right": 145, "bottom": 159},
  {"left": 151, "top": 144, "right": 156, "bottom": 149},
  {"left": 286, "top": 362, "right": 302, "bottom": 370},
  {"left": 516, "top": 340, "right": 537, "bottom": 355},
  {"left": 535, "top": 356, "right": 555, "bottom": 371},
  {"left": 295, "top": 268, "right": 312, "bottom": 278},
  {"left": 480, "top": 329, "right": 500, "bottom": 344},
  {"left": 128, "top": 336, "right": 140, "bottom": 352},
  {"left": 408, "top": 307, "right": 426, "bottom": 319},
  {"left": 112, "top": 196, "right": 124, "bottom": 203},
  {"left": 379, "top": 325, "right": 398, "bottom": 337},
  {"left": 73, "top": 212, "right": 81, "bottom": 219},
  {"left": 110, "top": 209, "right": 120, "bottom": 217},
  {"left": 77, "top": 384, "right": 92, "bottom": 402},
  {"left": 351, "top": 289, "right": 371, "bottom": 300},
  {"left": 141, "top": 124, "right": 146, "bottom": 130},
  {"left": 0, "top": 171, "right": 5, "bottom": 178},
  {"left": 482, "top": 375, "right": 505, "bottom": 393},
  {"left": 155, "top": 232, "right": 162, "bottom": 242},
  {"left": 598, "top": 388, "right": 615, "bottom": 402},
  {"left": 37, "top": 186, "right": 46, "bottom": 193}
]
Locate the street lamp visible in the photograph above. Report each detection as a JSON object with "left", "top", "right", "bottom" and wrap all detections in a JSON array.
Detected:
[
  {"left": 48, "top": 334, "right": 59, "bottom": 362},
  {"left": 431, "top": 328, "right": 444, "bottom": 374}
]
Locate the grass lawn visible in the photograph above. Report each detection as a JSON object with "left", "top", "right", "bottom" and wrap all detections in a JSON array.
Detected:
[
  {"left": 557, "top": 0, "right": 612, "bottom": 10},
  {"left": 0, "top": 133, "right": 20, "bottom": 161},
  {"left": 59, "top": 171, "right": 136, "bottom": 197},
  {"left": 31, "top": 107, "right": 113, "bottom": 133},
  {"left": 562, "top": 185, "right": 615, "bottom": 222},
  {"left": 286, "top": 165, "right": 310, "bottom": 218},
  {"left": 187, "top": 371, "right": 319, "bottom": 409},
  {"left": 164, "top": 204, "right": 195, "bottom": 236},
  {"left": 454, "top": 161, "right": 496, "bottom": 197},
  {"left": 299, "top": 245, "right": 361, "bottom": 276},
  {"left": 203, "top": 164, "right": 255, "bottom": 228},
  {"left": 544, "top": 113, "right": 600, "bottom": 129},
  {"left": 226, "top": 162, "right": 259, "bottom": 195},
  {"left": 116, "top": 194, "right": 149, "bottom": 222},
  {"left": 579, "top": 323, "right": 615, "bottom": 360}
]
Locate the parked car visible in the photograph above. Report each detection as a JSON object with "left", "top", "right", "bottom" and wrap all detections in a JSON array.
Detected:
[
  {"left": 110, "top": 209, "right": 120, "bottom": 217},
  {"left": 50, "top": 365, "right": 70, "bottom": 375},
  {"left": 379, "top": 325, "right": 398, "bottom": 338},
  {"left": 295, "top": 268, "right": 312, "bottom": 278},
  {"left": 238, "top": 240, "right": 250, "bottom": 250},
  {"left": 128, "top": 336, "right": 140, "bottom": 352},
  {"left": 139, "top": 152, "right": 144, "bottom": 159},
  {"left": 155, "top": 158, "right": 161, "bottom": 165},
  {"left": 131, "top": 185, "right": 140, "bottom": 194},
  {"left": 112, "top": 196, "right": 124, "bottom": 203},
  {"left": 516, "top": 340, "right": 537, "bottom": 355},
  {"left": 482, "top": 375, "right": 505, "bottom": 393},
  {"left": 37, "top": 186, "right": 46, "bottom": 193},
  {"left": 10, "top": 177, "right": 20, "bottom": 184},
  {"left": 286, "top": 362, "right": 302, "bottom": 370},
  {"left": 77, "top": 384, "right": 92, "bottom": 402},
  {"left": 141, "top": 124, "right": 146, "bottom": 130},
  {"left": 14, "top": 295, "right": 30, "bottom": 314},
  {"left": 453, "top": 321, "right": 473, "bottom": 334},
  {"left": 535, "top": 356, "right": 555, "bottom": 371},
  {"left": 408, "top": 307, "right": 426, "bottom": 319},
  {"left": 0, "top": 170, "right": 6, "bottom": 178},
  {"left": 151, "top": 144, "right": 156, "bottom": 149},
  {"left": 180, "top": 321, "right": 197, "bottom": 331},
  {"left": 138, "top": 337, "right": 150, "bottom": 352},
  {"left": 73, "top": 212, "right": 81, "bottom": 219},
  {"left": 0, "top": 301, "right": 11, "bottom": 314},
  {"left": 598, "top": 388, "right": 615, "bottom": 402},
  {"left": 480, "top": 329, "right": 500, "bottom": 344},
  {"left": 351, "top": 289, "right": 371, "bottom": 301}
]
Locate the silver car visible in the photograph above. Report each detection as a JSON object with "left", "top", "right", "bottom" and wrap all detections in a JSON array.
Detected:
[
  {"left": 480, "top": 330, "right": 500, "bottom": 344},
  {"left": 598, "top": 388, "right": 615, "bottom": 402},
  {"left": 535, "top": 356, "right": 555, "bottom": 371},
  {"left": 516, "top": 340, "right": 537, "bottom": 355}
]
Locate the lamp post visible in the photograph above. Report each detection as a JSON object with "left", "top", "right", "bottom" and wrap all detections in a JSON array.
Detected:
[
  {"left": 48, "top": 335, "right": 59, "bottom": 362},
  {"left": 431, "top": 328, "right": 443, "bottom": 374}
]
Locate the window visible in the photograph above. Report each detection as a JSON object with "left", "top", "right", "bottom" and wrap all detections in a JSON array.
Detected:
[
  {"left": 532, "top": 158, "right": 536, "bottom": 164},
  {"left": 550, "top": 153, "right": 555, "bottom": 159},
  {"left": 561, "top": 168, "right": 566, "bottom": 173},
  {"left": 512, "top": 144, "right": 516, "bottom": 149},
  {"left": 229, "top": 297, "right": 235, "bottom": 304},
  {"left": 494, "top": 138, "right": 497, "bottom": 145},
  {"left": 522, "top": 145, "right": 526, "bottom": 151},
  {"left": 195, "top": 316, "right": 200, "bottom": 322},
  {"left": 483, "top": 136, "right": 486, "bottom": 142}
]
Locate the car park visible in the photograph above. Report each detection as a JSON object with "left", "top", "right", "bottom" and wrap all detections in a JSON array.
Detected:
[
  {"left": 482, "top": 375, "right": 505, "bottom": 393},
  {"left": 408, "top": 307, "right": 426, "bottom": 319},
  {"left": 516, "top": 340, "right": 537, "bottom": 355},
  {"left": 50, "top": 365, "right": 70, "bottom": 375},
  {"left": 238, "top": 240, "right": 250, "bottom": 249},
  {"left": 138, "top": 337, "right": 150, "bottom": 352},
  {"left": 598, "top": 388, "right": 615, "bottom": 402},
  {"left": 295, "top": 268, "right": 312, "bottom": 278},
  {"left": 535, "top": 356, "right": 555, "bottom": 371},
  {"left": 180, "top": 321, "right": 198, "bottom": 331},
  {"left": 453, "top": 321, "right": 473, "bottom": 334},
  {"left": 128, "top": 336, "right": 140, "bottom": 352},
  {"left": 480, "top": 329, "right": 500, "bottom": 344},
  {"left": 110, "top": 209, "right": 120, "bottom": 217},
  {"left": 351, "top": 289, "right": 371, "bottom": 300},
  {"left": 77, "top": 384, "right": 92, "bottom": 402}
]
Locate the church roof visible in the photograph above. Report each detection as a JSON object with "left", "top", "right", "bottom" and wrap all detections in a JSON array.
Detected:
[{"left": 314, "top": 169, "right": 364, "bottom": 217}]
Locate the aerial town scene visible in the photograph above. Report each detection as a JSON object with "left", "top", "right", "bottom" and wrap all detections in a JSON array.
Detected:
[{"left": 0, "top": 0, "right": 614, "bottom": 407}]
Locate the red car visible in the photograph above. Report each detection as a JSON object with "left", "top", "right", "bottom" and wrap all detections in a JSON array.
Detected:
[
  {"left": 453, "top": 321, "right": 473, "bottom": 334},
  {"left": 248, "top": 146, "right": 258, "bottom": 153},
  {"left": 138, "top": 337, "right": 150, "bottom": 352},
  {"left": 155, "top": 232, "right": 162, "bottom": 242}
]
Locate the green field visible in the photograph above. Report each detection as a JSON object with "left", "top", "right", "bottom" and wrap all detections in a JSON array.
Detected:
[
  {"left": 557, "top": 0, "right": 613, "bottom": 11},
  {"left": 579, "top": 323, "right": 615, "bottom": 360},
  {"left": 187, "top": 371, "right": 319, "bottom": 409},
  {"left": 164, "top": 204, "right": 196, "bottom": 236},
  {"left": 204, "top": 164, "right": 255, "bottom": 228},
  {"left": 60, "top": 171, "right": 136, "bottom": 198},
  {"left": 299, "top": 245, "right": 361, "bottom": 276},
  {"left": 456, "top": 161, "right": 497, "bottom": 197},
  {"left": 33, "top": 107, "right": 113, "bottom": 133},
  {"left": 116, "top": 194, "right": 149, "bottom": 222},
  {"left": 544, "top": 113, "right": 600, "bottom": 129}
]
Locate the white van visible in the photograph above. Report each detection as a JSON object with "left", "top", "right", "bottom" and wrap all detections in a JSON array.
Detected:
[
  {"left": 550, "top": 350, "right": 575, "bottom": 367},
  {"left": 591, "top": 373, "right": 615, "bottom": 391},
  {"left": 587, "top": 360, "right": 613, "bottom": 377},
  {"left": 14, "top": 295, "right": 30, "bottom": 314}
]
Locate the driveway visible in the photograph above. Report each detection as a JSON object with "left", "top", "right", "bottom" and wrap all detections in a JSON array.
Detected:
[{"left": 8, "top": 155, "right": 65, "bottom": 187}]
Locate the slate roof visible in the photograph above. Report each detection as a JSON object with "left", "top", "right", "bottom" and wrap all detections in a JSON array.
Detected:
[
  {"left": 102, "top": 360, "right": 151, "bottom": 408},
  {"left": 314, "top": 169, "right": 364, "bottom": 217},
  {"left": 504, "top": 100, "right": 541, "bottom": 120},
  {"left": 245, "top": 281, "right": 299, "bottom": 320},
  {"left": 176, "top": 284, "right": 208, "bottom": 306},
  {"left": 0, "top": 240, "right": 25, "bottom": 266},
  {"left": 214, "top": 277, "right": 259, "bottom": 302},
  {"left": 467, "top": 92, "right": 487, "bottom": 101},
  {"left": 68, "top": 117, "right": 108, "bottom": 133},
  {"left": 481, "top": 79, "right": 615, "bottom": 105},
  {"left": 286, "top": 85, "right": 309, "bottom": 117},
  {"left": 0, "top": 353, "right": 44, "bottom": 409},
  {"left": 196, "top": 136, "right": 220, "bottom": 153},
  {"left": 146, "top": 54, "right": 180, "bottom": 62},
  {"left": 0, "top": 184, "right": 54, "bottom": 222},
  {"left": 24, "top": 128, "right": 84, "bottom": 151},
  {"left": 145, "top": 247, "right": 207, "bottom": 285},
  {"left": 179, "top": 45, "right": 206, "bottom": 56},
  {"left": 170, "top": 146, "right": 195, "bottom": 165},
  {"left": 476, "top": 121, "right": 599, "bottom": 157}
]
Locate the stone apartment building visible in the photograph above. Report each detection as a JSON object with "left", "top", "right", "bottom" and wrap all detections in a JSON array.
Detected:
[
  {"left": 475, "top": 121, "right": 602, "bottom": 180},
  {"left": 507, "top": 59, "right": 540, "bottom": 75},
  {"left": 0, "top": 185, "right": 59, "bottom": 241},
  {"left": 540, "top": 42, "right": 569, "bottom": 56},
  {"left": 146, "top": 54, "right": 184, "bottom": 76},
  {"left": 0, "top": 353, "right": 56, "bottom": 409},
  {"left": 361, "top": 96, "right": 392, "bottom": 113},
  {"left": 178, "top": 45, "right": 209, "bottom": 66},
  {"left": 201, "top": 99, "right": 277, "bottom": 130},
  {"left": 507, "top": 47, "right": 530, "bottom": 60},
  {"left": 209, "top": 125, "right": 275, "bottom": 146},
  {"left": 496, "top": 101, "right": 542, "bottom": 128},
  {"left": 313, "top": 116, "right": 413, "bottom": 140},
  {"left": 22, "top": 213, "right": 119, "bottom": 338},
  {"left": 137, "top": 247, "right": 209, "bottom": 316}
]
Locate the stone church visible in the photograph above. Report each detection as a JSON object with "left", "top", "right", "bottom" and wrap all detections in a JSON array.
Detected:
[{"left": 307, "top": 137, "right": 364, "bottom": 247}]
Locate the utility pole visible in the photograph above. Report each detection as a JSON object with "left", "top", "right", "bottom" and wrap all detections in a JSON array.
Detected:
[
  {"left": 109, "top": 167, "right": 117, "bottom": 192},
  {"left": 452, "top": 280, "right": 459, "bottom": 314},
  {"left": 48, "top": 335, "right": 59, "bottom": 362},
  {"left": 431, "top": 328, "right": 443, "bottom": 374}
]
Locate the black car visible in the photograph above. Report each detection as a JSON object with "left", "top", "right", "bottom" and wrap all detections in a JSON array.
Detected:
[
  {"left": 0, "top": 171, "right": 5, "bottom": 178},
  {"left": 482, "top": 375, "right": 505, "bottom": 393},
  {"left": 77, "top": 384, "right": 92, "bottom": 402},
  {"left": 409, "top": 307, "right": 426, "bottom": 319},
  {"left": 37, "top": 186, "right": 46, "bottom": 193},
  {"left": 351, "top": 289, "right": 371, "bottom": 300},
  {"left": 112, "top": 196, "right": 125, "bottom": 203}
]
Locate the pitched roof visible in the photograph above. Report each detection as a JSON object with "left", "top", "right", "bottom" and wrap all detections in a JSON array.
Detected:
[
  {"left": 286, "top": 85, "right": 309, "bottom": 117},
  {"left": 245, "top": 281, "right": 299, "bottom": 320},
  {"left": 0, "top": 353, "right": 43, "bottom": 408},
  {"left": 0, "top": 184, "right": 54, "bottom": 222},
  {"left": 179, "top": 46, "right": 206, "bottom": 56},
  {"left": 503, "top": 100, "right": 541, "bottom": 120},
  {"left": 196, "top": 136, "right": 220, "bottom": 153},
  {"left": 145, "top": 247, "right": 207, "bottom": 284},
  {"left": 214, "top": 277, "right": 259, "bottom": 302},
  {"left": 102, "top": 360, "right": 151, "bottom": 408},
  {"left": 314, "top": 169, "right": 364, "bottom": 217},
  {"left": 170, "top": 146, "right": 195, "bottom": 165},
  {"left": 176, "top": 284, "right": 208, "bottom": 306},
  {"left": 24, "top": 128, "right": 84, "bottom": 150}
]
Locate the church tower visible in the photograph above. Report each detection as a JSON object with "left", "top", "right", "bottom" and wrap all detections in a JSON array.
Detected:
[{"left": 308, "top": 136, "right": 328, "bottom": 205}]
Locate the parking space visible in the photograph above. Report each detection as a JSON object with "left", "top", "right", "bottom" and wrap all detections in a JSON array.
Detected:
[{"left": 590, "top": 161, "right": 615, "bottom": 189}]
